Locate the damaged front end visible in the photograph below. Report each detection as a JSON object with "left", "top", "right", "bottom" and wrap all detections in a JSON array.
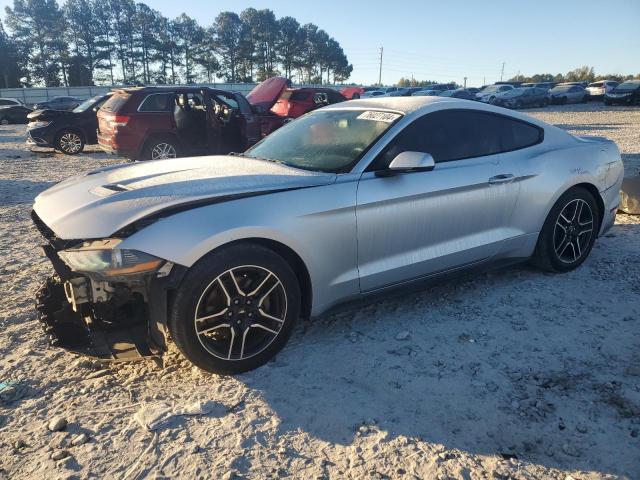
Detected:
[{"left": 32, "top": 210, "right": 184, "bottom": 361}]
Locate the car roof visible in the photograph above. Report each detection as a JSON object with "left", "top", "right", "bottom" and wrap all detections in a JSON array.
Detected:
[
  {"left": 114, "top": 86, "right": 233, "bottom": 96},
  {"left": 321, "top": 96, "right": 552, "bottom": 128}
]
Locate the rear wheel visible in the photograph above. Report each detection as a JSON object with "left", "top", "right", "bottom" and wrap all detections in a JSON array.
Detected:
[
  {"left": 169, "top": 243, "right": 301, "bottom": 374},
  {"left": 56, "top": 130, "right": 84, "bottom": 154},
  {"left": 531, "top": 187, "right": 600, "bottom": 273},
  {"left": 144, "top": 138, "right": 180, "bottom": 160}
]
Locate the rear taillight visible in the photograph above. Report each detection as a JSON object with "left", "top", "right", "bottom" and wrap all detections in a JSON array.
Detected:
[{"left": 111, "top": 115, "right": 130, "bottom": 127}]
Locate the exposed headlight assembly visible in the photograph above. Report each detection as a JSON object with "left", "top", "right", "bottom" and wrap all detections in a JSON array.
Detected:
[
  {"left": 28, "top": 121, "right": 51, "bottom": 129},
  {"left": 58, "top": 239, "right": 164, "bottom": 277}
]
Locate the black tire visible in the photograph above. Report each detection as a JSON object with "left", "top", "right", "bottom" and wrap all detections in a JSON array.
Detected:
[
  {"left": 561, "top": 96, "right": 568, "bottom": 105},
  {"left": 143, "top": 137, "right": 180, "bottom": 161},
  {"left": 55, "top": 129, "right": 84, "bottom": 154},
  {"left": 169, "top": 243, "right": 301, "bottom": 374},
  {"left": 531, "top": 187, "right": 600, "bottom": 273},
  {"left": 352, "top": 93, "right": 360, "bottom": 99},
  {"left": 0, "top": 116, "right": 8, "bottom": 125}
]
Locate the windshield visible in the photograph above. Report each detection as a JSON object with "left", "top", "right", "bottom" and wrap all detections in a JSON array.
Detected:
[
  {"left": 482, "top": 85, "right": 504, "bottom": 93},
  {"left": 550, "top": 85, "right": 572, "bottom": 93},
  {"left": 615, "top": 81, "right": 640, "bottom": 92},
  {"left": 245, "top": 109, "right": 401, "bottom": 173},
  {"left": 502, "top": 88, "right": 524, "bottom": 97},
  {"left": 73, "top": 95, "right": 104, "bottom": 113}
]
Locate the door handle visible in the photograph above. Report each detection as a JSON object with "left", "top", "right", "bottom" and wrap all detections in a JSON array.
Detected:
[{"left": 488, "top": 174, "right": 515, "bottom": 184}]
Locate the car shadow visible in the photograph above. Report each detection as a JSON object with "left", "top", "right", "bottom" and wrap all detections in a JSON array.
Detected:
[
  {"left": 237, "top": 226, "right": 640, "bottom": 477},
  {"left": 0, "top": 179, "right": 56, "bottom": 205},
  {"left": 554, "top": 123, "right": 624, "bottom": 132}
]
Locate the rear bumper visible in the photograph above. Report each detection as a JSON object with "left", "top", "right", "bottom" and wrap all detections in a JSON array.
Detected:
[{"left": 98, "top": 133, "right": 139, "bottom": 159}]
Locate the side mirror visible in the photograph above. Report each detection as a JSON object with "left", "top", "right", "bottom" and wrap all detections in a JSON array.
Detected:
[
  {"left": 92, "top": 106, "right": 99, "bottom": 112},
  {"left": 377, "top": 151, "right": 435, "bottom": 177}
]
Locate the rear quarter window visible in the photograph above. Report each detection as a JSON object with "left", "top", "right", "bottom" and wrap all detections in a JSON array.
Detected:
[
  {"left": 138, "top": 93, "right": 174, "bottom": 112},
  {"left": 101, "top": 93, "right": 132, "bottom": 113}
]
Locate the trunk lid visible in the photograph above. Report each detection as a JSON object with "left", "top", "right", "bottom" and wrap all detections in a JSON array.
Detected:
[{"left": 245, "top": 77, "right": 290, "bottom": 112}]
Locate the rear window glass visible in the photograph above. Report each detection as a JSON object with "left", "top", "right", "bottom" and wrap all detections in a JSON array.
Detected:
[
  {"left": 101, "top": 93, "right": 131, "bottom": 113},
  {"left": 281, "top": 91, "right": 310, "bottom": 101},
  {"left": 138, "top": 93, "right": 174, "bottom": 112}
]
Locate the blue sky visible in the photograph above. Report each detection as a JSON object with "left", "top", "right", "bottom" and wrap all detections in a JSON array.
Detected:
[{"left": 2, "top": 0, "right": 639, "bottom": 86}]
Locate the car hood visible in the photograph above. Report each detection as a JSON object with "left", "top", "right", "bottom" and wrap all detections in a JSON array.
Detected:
[
  {"left": 245, "top": 77, "right": 290, "bottom": 111},
  {"left": 27, "top": 109, "right": 74, "bottom": 121},
  {"left": 33, "top": 155, "right": 337, "bottom": 240}
]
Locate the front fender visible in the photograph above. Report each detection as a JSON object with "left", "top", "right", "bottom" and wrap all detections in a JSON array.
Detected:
[{"left": 118, "top": 179, "right": 361, "bottom": 315}]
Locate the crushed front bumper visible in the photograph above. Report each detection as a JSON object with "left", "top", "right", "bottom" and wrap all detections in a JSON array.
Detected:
[
  {"left": 35, "top": 276, "right": 153, "bottom": 360},
  {"left": 31, "top": 210, "right": 186, "bottom": 361}
]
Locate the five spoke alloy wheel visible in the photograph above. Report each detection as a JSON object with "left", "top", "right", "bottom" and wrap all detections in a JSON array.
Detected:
[
  {"left": 168, "top": 243, "right": 300, "bottom": 374},
  {"left": 553, "top": 198, "right": 594, "bottom": 264},
  {"left": 194, "top": 265, "right": 287, "bottom": 361},
  {"left": 532, "top": 186, "right": 599, "bottom": 273}
]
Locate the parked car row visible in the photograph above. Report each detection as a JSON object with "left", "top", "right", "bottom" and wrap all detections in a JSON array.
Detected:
[
  {"left": 6, "top": 78, "right": 640, "bottom": 159},
  {"left": 339, "top": 79, "right": 640, "bottom": 109},
  {"left": 21, "top": 77, "right": 346, "bottom": 158}
]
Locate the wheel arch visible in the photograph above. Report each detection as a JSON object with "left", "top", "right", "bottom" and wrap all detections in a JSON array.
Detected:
[
  {"left": 572, "top": 182, "right": 605, "bottom": 230},
  {"left": 193, "top": 237, "right": 313, "bottom": 320}
]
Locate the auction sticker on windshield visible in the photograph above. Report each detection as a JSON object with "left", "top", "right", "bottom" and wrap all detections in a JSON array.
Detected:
[{"left": 357, "top": 111, "right": 402, "bottom": 123}]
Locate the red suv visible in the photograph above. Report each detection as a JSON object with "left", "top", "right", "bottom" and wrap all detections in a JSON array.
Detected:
[
  {"left": 97, "top": 84, "right": 286, "bottom": 161},
  {"left": 270, "top": 87, "right": 346, "bottom": 118}
]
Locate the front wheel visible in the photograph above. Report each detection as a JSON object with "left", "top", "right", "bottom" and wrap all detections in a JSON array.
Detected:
[
  {"left": 56, "top": 130, "right": 84, "bottom": 154},
  {"left": 169, "top": 243, "right": 301, "bottom": 374},
  {"left": 531, "top": 187, "right": 600, "bottom": 273}
]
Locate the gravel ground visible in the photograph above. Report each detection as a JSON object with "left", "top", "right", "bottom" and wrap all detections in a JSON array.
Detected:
[{"left": 0, "top": 103, "right": 639, "bottom": 480}]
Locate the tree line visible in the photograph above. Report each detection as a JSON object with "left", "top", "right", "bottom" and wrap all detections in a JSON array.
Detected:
[
  {"left": 0, "top": 0, "right": 353, "bottom": 88},
  {"left": 508, "top": 66, "right": 640, "bottom": 85},
  {"left": 394, "top": 66, "right": 640, "bottom": 89}
]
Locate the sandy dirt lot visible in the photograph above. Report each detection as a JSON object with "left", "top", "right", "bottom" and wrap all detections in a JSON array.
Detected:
[{"left": 0, "top": 103, "right": 639, "bottom": 480}]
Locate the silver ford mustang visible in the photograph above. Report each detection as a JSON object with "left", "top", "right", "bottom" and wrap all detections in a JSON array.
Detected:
[{"left": 32, "top": 97, "right": 623, "bottom": 374}]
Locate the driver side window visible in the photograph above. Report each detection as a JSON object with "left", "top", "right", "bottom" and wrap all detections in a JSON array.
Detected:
[{"left": 367, "top": 109, "right": 542, "bottom": 171}]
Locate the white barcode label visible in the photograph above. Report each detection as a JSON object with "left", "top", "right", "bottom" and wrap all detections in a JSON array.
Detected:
[{"left": 357, "top": 111, "right": 401, "bottom": 123}]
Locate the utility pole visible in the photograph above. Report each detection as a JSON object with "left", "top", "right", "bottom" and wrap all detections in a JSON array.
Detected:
[
  {"left": 378, "top": 47, "right": 383, "bottom": 86},
  {"left": 463, "top": 77, "right": 467, "bottom": 88},
  {"left": 500, "top": 62, "right": 505, "bottom": 81}
]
